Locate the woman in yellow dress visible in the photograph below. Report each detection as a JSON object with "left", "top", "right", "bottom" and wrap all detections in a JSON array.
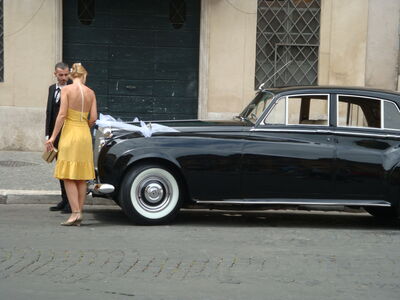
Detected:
[{"left": 45, "top": 63, "right": 97, "bottom": 226}]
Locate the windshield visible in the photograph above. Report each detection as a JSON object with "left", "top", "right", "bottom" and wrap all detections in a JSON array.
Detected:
[{"left": 239, "top": 91, "right": 275, "bottom": 124}]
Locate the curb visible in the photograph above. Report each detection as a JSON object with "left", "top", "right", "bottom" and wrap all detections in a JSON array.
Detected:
[{"left": 0, "top": 189, "right": 116, "bottom": 206}]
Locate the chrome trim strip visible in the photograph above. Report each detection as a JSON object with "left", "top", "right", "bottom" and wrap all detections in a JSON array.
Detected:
[
  {"left": 334, "top": 130, "right": 400, "bottom": 138},
  {"left": 251, "top": 128, "right": 331, "bottom": 134},
  {"left": 195, "top": 199, "right": 391, "bottom": 207},
  {"left": 285, "top": 96, "right": 288, "bottom": 125},
  {"left": 251, "top": 128, "right": 400, "bottom": 138}
]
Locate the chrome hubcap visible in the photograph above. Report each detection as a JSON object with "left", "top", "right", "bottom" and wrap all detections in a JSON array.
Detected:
[
  {"left": 136, "top": 176, "right": 172, "bottom": 212},
  {"left": 144, "top": 183, "right": 164, "bottom": 203}
]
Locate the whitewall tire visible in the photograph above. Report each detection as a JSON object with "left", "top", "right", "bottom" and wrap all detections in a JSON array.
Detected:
[{"left": 120, "top": 164, "right": 183, "bottom": 224}]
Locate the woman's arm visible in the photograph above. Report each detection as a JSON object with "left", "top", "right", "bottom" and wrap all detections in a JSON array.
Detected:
[
  {"left": 88, "top": 92, "right": 98, "bottom": 128},
  {"left": 45, "top": 89, "right": 68, "bottom": 150}
]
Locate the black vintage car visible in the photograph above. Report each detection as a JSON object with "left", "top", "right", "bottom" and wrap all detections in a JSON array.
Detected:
[{"left": 93, "top": 86, "right": 400, "bottom": 224}]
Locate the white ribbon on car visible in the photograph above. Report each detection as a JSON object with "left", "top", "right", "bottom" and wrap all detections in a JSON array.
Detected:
[{"left": 95, "top": 113, "right": 179, "bottom": 138}]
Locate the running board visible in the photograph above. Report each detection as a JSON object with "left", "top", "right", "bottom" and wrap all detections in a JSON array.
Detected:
[{"left": 194, "top": 199, "right": 391, "bottom": 207}]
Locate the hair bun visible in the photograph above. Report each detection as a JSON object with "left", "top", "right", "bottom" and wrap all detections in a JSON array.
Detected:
[{"left": 69, "top": 63, "right": 88, "bottom": 80}]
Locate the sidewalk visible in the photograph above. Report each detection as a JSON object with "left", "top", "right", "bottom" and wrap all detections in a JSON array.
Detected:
[{"left": 0, "top": 151, "right": 114, "bottom": 206}]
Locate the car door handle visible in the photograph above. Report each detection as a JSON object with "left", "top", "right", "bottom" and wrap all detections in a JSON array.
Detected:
[{"left": 126, "top": 85, "right": 136, "bottom": 90}]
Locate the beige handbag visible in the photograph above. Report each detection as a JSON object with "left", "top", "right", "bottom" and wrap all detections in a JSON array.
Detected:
[{"left": 42, "top": 148, "right": 58, "bottom": 163}]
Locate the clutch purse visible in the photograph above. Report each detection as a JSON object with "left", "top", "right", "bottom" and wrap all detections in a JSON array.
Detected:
[{"left": 42, "top": 148, "right": 58, "bottom": 163}]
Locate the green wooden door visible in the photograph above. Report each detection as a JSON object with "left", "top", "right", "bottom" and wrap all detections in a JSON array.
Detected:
[{"left": 63, "top": 0, "right": 199, "bottom": 120}]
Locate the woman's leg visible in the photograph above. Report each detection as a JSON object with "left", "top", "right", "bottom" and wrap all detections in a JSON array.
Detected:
[
  {"left": 76, "top": 180, "right": 87, "bottom": 212},
  {"left": 63, "top": 179, "right": 80, "bottom": 213}
]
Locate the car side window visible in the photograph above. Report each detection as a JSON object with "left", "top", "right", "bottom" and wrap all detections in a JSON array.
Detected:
[
  {"left": 338, "top": 96, "right": 381, "bottom": 128},
  {"left": 264, "top": 94, "right": 329, "bottom": 126},
  {"left": 384, "top": 101, "right": 400, "bottom": 130},
  {"left": 264, "top": 97, "right": 286, "bottom": 125},
  {"left": 287, "top": 95, "right": 328, "bottom": 125},
  {"left": 249, "top": 95, "right": 274, "bottom": 122}
]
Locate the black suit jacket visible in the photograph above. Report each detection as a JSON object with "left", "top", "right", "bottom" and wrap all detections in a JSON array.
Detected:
[
  {"left": 45, "top": 84, "right": 60, "bottom": 138},
  {"left": 45, "top": 81, "right": 72, "bottom": 138}
]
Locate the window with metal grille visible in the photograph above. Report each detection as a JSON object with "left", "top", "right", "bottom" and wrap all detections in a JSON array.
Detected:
[
  {"left": 0, "top": 0, "right": 3, "bottom": 82},
  {"left": 170, "top": 0, "right": 186, "bottom": 29},
  {"left": 78, "top": 0, "right": 95, "bottom": 26},
  {"left": 255, "top": 0, "right": 320, "bottom": 88}
]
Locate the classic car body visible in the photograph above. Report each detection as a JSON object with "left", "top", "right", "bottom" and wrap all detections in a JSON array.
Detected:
[{"left": 94, "top": 86, "right": 400, "bottom": 224}]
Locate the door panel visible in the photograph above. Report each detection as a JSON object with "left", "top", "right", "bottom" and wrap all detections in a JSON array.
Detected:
[
  {"left": 333, "top": 132, "right": 394, "bottom": 199},
  {"left": 241, "top": 130, "right": 335, "bottom": 199},
  {"left": 176, "top": 133, "right": 246, "bottom": 201},
  {"left": 333, "top": 94, "right": 393, "bottom": 199}
]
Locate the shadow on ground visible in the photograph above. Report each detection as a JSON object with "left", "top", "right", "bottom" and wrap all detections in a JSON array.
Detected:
[{"left": 88, "top": 206, "right": 400, "bottom": 230}]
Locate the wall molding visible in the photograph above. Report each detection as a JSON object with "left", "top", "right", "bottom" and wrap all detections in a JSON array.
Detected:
[
  {"left": 55, "top": 0, "right": 62, "bottom": 64},
  {"left": 198, "top": 0, "right": 210, "bottom": 119}
]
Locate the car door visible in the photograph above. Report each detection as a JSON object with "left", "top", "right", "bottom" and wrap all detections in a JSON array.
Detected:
[
  {"left": 332, "top": 94, "right": 400, "bottom": 200},
  {"left": 241, "top": 93, "right": 336, "bottom": 200},
  {"left": 177, "top": 130, "right": 247, "bottom": 201}
]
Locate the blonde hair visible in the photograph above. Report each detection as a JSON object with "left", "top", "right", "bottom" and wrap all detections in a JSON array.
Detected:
[{"left": 69, "top": 63, "right": 88, "bottom": 83}]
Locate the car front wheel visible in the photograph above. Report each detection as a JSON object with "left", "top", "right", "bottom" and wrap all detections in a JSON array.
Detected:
[{"left": 120, "top": 164, "right": 183, "bottom": 225}]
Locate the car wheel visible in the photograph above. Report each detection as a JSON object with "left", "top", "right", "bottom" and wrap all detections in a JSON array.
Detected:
[
  {"left": 119, "top": 164, "right": 183, "bottom": 225},
  {"left": 364, "top": 206, "right": 398, "bottom": 219}
]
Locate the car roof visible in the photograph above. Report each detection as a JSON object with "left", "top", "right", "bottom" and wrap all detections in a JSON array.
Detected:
[{"left": 262, "top": 85, "right": 400, "bottom": 100}]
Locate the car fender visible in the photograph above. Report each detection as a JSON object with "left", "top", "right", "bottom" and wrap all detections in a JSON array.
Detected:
[{"left": 110, "top": 145, "right": 183, "bottom": 192}]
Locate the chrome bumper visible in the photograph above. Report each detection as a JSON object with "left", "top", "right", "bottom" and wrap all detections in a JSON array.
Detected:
[{"left": 88, "top": 183, "right": 115, "bottom": 195}]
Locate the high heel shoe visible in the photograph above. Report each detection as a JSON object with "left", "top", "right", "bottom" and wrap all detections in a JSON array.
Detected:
[{"left": 61, "top": 212, "right": 82, "bottom": 226}]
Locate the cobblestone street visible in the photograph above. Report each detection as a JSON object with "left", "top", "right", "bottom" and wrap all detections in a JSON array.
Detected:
[{"left": 0, "top": 204, "right": 399, "bottom": 299}]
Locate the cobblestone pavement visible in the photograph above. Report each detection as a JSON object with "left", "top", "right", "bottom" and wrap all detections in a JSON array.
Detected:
[{"left": 0, "top": 205, "right": 399, "bottom": 300}]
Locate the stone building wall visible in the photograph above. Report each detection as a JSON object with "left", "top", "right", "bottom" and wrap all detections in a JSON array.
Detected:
[{"left": 0, "top": 0, "right": 399, "bottom": 151}]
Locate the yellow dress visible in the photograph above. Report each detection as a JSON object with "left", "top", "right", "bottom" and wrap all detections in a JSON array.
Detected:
[{"left": 54, "top": 108, "right": 95, "bottom": 180}]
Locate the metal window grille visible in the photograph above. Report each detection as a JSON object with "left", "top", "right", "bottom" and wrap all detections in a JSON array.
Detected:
[
  {"left": 78, "top": 0, "right": 95, "bottom": 26},
  {"left": 170, "top": 0, "right": 186, "bottom": 29},
  {"left": 255, "top": 0, "right": 320, "bottom": 88},
  {"left": 0, "top": 0, "right": 3, "bottom": 82}
]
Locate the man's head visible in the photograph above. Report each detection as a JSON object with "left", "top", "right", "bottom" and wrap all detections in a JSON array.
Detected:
[{"left": 54, "top": 62, "right": 69, "bottom": 86}]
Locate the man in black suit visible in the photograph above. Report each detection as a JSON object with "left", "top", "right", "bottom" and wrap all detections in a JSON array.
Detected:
[{"left": 46, "top": 62, "right": 71, "bottom": 213}]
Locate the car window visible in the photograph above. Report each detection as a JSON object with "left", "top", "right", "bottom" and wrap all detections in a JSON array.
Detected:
[
  {"left": 384, "top": 101, "right": 400, "bottom": 130},
  {"left": 288, "top": 95, "right": 328, "bottom": 125},
  {"left": 239, "top": 92, "right": 274, "bottom": 124},
  {"left": 264, "top": 97, "right": 285, "bottom": 125},
  {"left": 338, "top": 96, "right": 381, "bottom": 128},
  {"left": 249, "top": 95, "right": 274, "bottom": 122},
  {"left": 264, "top": 94, "right": 328, "bottom": 126}
]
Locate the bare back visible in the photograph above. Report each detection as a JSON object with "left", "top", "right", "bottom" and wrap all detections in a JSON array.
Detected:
[{"left": 64, "top": 83, "right": 94, "bottom": 113}]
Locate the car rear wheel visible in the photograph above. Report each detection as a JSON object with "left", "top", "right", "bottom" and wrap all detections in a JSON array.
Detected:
[
  {"left": 119, "top": 164, "right": 183, "bottom": 225},
  {"left": 364, "top": 206, "right": 398, "bottom": 220}
]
